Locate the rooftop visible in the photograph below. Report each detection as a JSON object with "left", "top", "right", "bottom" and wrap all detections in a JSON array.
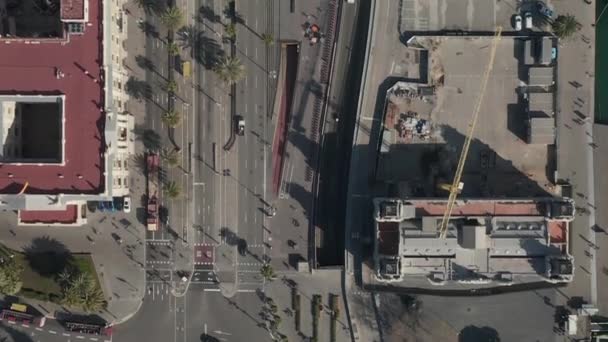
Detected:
[
  {"left": 19, "top": 204, "right": 78, "bottom": 224},
  {"left": 0, "top": 0, "right": 103, "bottom": 195},
  {"left": 372, "top": 198, "right": 574, "bottom": 286},
  {"left": 61, "top": 0, "right": 86, "bottom": 21}
]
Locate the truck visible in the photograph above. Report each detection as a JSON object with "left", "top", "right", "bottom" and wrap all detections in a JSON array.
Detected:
[
  {"left": 538, "top": 37, "right": 553, "bottom": 65},
  {"left": 146, "top": 153, "right": 160, "bottom": 231}
]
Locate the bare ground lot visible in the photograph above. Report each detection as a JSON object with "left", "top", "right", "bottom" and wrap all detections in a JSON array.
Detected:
[{"left": 378, "top": 37, "right": 555, "bottom": 198}]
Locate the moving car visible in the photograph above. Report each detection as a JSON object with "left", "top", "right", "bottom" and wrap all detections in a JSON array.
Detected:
[
  {"left": 160, "top": 206, "right": 169, "bottom": 226},
  {"left": 235, "top": 115, "right": 245, "bottom": 136},
  {"left": 514, "top": 15, "right": 522, "bottom": 31},
  {"left": 524, "top": 12, "right": 533, "bottom": 29},
  {"left": 123, "top": 196, "right": 131, "bottom": 213},
  {"left": 536, "top": 2, "right": 554, "bottom": 19}
]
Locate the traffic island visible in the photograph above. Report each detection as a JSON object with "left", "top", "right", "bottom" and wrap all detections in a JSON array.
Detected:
[{"left": 0, "top": 243, "right": 105, "bottom": 313}]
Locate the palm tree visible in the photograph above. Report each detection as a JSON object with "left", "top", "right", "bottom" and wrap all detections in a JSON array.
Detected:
[
  {"left": 164, "top": 181, "right": 181, "bottom": 198},
  {"left": 213, "top": 56, "right": 245, "bottom": 84},
  {"left": 160, "top": 6, "right": 184, "bottom": 31},
  {"left": 177, "top": 25, "right": 203, "bottom": 50},
  {"left": 260, "top": 264, "right": 276, "bottom": 281},
  {"left": 552, "top": 14, "right": 579, "bottom": 39},
  {"left": 132, "top": 0, "right": 157, "bottom": 14},
  {"left": 0, "top": 260, "right": 23, "bottom": 295},
  {"left": 60, "top": 272, "right": 106, "bottom": 312},
  {"left": 168, "top": 41, "right": 180, "bottom": 56},
  {"left": 165, "top": 80, "right": 178, "bottom": 93},
  {"left": 261, "top": 33, "right": 274, "bottom": 46},
  {"left": 224, "top": 23, "right": 237, "bottom": 41},
  {"left": 162, "top": 110, "right": 181, "bottom": 127},
  {"left": 162, "top": 148, "right": 180, "bottom": 167}
]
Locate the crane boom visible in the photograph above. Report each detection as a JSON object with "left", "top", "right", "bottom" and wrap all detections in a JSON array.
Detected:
[{"left": 438, "top": 28, "right": 503, "bottom": 238}]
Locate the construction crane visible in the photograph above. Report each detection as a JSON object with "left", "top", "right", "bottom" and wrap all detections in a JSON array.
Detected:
[{"left": 438, "top": 27, "right": 503, "bottom": 239}]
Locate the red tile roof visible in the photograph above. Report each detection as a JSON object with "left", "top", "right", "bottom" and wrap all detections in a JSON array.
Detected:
[
  {"left": 416, "top": 201, "right": 541, "bottom": 217},
  {"left": 20, "top": 205, "right": 78, "bottom": 224},
  {"left": 548, "top": 221, "right": 566, "bottom": 243},
  {"left": 0, "top": 0, "right": 103, "bottom": 195},
  {"left": 61, "top": 0, "right": 85, "bottom": 20}
]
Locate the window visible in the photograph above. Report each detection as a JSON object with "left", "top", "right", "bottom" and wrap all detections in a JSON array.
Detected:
[
  {"left": 124, "top": 178, "right": 128, "bottom": 187},
  {"left": 124, "top": 159, "right": 128, "bottom": 170}
]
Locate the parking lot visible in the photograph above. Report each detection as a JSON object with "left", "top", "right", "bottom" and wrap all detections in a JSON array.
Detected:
[{"left": 399, "top": 0, "right": 553, "bottom": 32}]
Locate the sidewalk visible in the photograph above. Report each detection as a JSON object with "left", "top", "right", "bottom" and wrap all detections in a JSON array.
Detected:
[{"left": 554, "top": 0, "right": 597, "bottom": 305}]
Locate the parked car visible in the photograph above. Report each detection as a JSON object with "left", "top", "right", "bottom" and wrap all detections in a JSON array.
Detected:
[
  {"left": 524, "top": 12, "right": 533, "bottom": 29},
  {"left": 113, "top": 197, "right": 123, "bottom": 211},
  {"left": 106, "top": 201, "right": 116, "bottom": 212},
  {"left": 513, "top": 15, "right": 522, "bottom": 31},
  {"left": 123, "top": 196, "right": 131, "bottom": 213},
  {"left": 536, "top": 2, "right": 554, "bottom": 19}
]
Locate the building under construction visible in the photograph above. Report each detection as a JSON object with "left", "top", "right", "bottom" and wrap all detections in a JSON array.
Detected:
[{"left": 369, "top": 35, "right": 573, "bottom": 289}]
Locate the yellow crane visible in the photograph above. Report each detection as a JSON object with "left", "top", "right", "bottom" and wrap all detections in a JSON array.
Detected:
[{"left": 438, "top": 27, "right": 502, "bottom": 239}]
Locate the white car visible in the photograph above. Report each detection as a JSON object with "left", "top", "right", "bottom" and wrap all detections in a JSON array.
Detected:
[
  {"left": 514, "top": 15, "right": 522, "bottom": 31},
  {"left": 524, "top": 12, "right": 533, "bottom": 29},
  {"left": 123, "top": 196, "right": 131, "bottom": 213}
]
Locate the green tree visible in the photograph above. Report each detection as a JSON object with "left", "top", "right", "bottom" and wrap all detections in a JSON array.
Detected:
[
  {"left": 0, "top": 259, "right": 23, "bottom": 295},
  {"left": 164, "top": 181, "right": 182, "bottom": 198},
  {"left": 168, "top": 41, "right": 180, "bottom": 56},
  {"left": 160, "top": 6, "right": 184, "bottom": 31},
  {"left": 552, "top": 14, "right": 579, "bottom": 39},
  {"left": 165, "top": 79, "right": 178, "bottom": 94},
  {"left": 61, "top": 272, "right": 106, "bottom": 312},
  {"left": 213, "top": 56, "right": 245, "bottom": 84},
  {"left": 225, "top": 23, "right": 237, "bottom": 41},
  {"left": 261, "top": 33, "right": 274, "bottom": 46},
  {"left": 162, "top": 148, "right": 180, "bottom": 167},
  {"left": 162, "top": 110, "right": 181, "bottom": 127},
  {"left": 260, "top": 264, "right": 276, "bottom": 281}
]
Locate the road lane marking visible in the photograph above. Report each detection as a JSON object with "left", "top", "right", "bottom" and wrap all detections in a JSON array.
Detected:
[
  {"left": 35, "top": 328, "right": 42, "bottom": 331},
  {"left": 7, "top": 321, "right": 15, "bottom": 324},
  {"left": 63, "top": 333, "right": 71, "bottom": 337},
  {"left": 90, "top": 338, "right": 98, "bottom": 341},
  {"left": 49, "top": 330, "right": 57, "bottom": 334},
  {"left": 76, "top": 336, "right": 85, "bottom": 339},
  {"left": 21, "top": 324, "right": 29, "bottom": 328}
]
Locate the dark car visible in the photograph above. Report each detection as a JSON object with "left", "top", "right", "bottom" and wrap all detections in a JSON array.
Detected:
[
  {"left": 159, "top": 206, "right": 169, "bottom": 225},
  {"left": 536, "top": 2, "right": 554, "bottom": 19}
]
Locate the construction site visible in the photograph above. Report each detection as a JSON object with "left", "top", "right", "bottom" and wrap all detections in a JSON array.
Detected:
[{"left": 367, "top": 33, "right": 575, "bottom": 289}]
